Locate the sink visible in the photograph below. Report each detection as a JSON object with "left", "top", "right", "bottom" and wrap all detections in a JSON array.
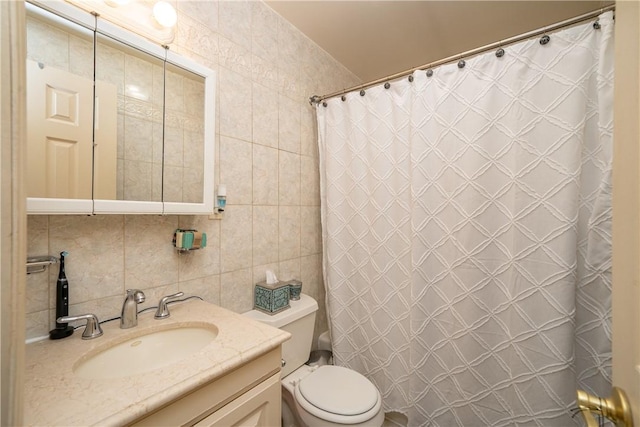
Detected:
[{"left": 73, "top": 326, "right": 218, "bottom": 379}]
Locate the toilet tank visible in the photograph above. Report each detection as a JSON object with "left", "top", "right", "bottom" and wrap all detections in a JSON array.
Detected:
[{"left": 244, "top": 294, "right": 318, "bottom": 377}]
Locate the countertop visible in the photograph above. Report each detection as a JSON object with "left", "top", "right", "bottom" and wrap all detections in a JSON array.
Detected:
[{"left": 23, "top": 299, "right": 290, "bottom": 426}]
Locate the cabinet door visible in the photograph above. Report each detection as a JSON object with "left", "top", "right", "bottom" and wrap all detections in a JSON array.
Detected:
[{"left": 194, "top": 374, "right": 281, "bottom": 427}]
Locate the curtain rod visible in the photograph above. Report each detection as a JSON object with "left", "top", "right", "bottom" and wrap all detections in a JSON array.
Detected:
[{"left": 309, "top": 4, "right": 615, "bottom": 105}]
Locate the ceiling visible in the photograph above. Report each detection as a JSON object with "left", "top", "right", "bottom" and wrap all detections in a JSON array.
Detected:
[{"left": 266, "top": 1, "right": 612, "bottom": 83}]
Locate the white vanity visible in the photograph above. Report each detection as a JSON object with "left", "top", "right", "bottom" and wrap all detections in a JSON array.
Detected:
[{"left": 23, "top": 300, "right": 290, "bottom": 426}]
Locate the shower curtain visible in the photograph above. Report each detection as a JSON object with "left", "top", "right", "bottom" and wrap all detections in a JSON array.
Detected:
[{"left": 316, "top": 12, "right": 613, "bottom": 426}]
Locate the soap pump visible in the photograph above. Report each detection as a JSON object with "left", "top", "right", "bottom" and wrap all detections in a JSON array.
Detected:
[{"left": 49, "top": 251, "right": 74, "bottom": 340}]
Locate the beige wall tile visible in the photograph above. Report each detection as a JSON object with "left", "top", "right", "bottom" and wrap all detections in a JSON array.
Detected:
[
  {"left": 252, "top": 83, "right": 278, "bottom": 148},
  {"left": 253, "top": 205, "right": 278, "bottom": 266},
  {"left": 300, "top": 155, "right": 320, "bottom": 206},
  {"left": 220, "top": 136, "right": 252, "bottom": 205},
  {"left": 278, "top": 150, "right": 301, "bottom": 205},
  {"left": 277, "top": 18, "right": 303, "bottom": 75},
  {"left": 219, "top": 0, "right": 252, "bottom": 50},
  {"left": 253, "top": 144, "right": 278, "bottom": 205},
  {"left": 251, "top": 2, "right": 279, "bottom": 62},
  {"left": 220, "top": 268, "right": 254, "bottom": 313},
  {"left": 253, "top": 262, "right": 280, "bottom": 285},
  {"left": 26, "top": 216, "right": 50, "bottom": 314},
  {"left": 221, "top": 206, "right": 253, "bottom": 273},
  {"left": 66, "top": 295, "right": 123, "bottom": 329},
  {"left": 301, "top": 104, "right": 318, "bottom": 157},
  {"left": 179, "top": 275, "right": 220, "bottom": 306},
  {"left": 279, "top": 206, "right": 300, "bottom": 261},
  {"left": 124, "top": 215, "right": 179, "bottom": 289},
  {"left": 219, "top": 36, "right": 252, "bottom": 79},
  {"left": 301, "top": 206, "right": 321, "bottom": 256},
  {"left": 279, "top": 95, "right": 301, "bottom": 153},
  {"left": 25, "top": 310, "right": 51, "bottom": 341},
  {"left": 279, "top": 258, "right": 300, "bottom": 282},
  {"left": 175, "top": 14, "right": 219, "bottom": 64},
  {"left": 136, "top": 283, "right": 181, "bottom": 313},
  {"left": 48, "top": 216, "right": 125, "bottom": 305},
  {"left": 219, "top": 68, "right": 252, "bottom": 142},
  {"left": 177, "top": 1, "right": 218, "bottom": 32}
]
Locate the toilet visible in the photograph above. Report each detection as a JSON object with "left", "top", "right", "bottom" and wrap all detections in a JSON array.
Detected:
[{"left": 244, "top": 294, "right": 384, "bottom": 427}]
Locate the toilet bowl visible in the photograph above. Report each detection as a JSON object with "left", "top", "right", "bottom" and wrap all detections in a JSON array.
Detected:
[{"left": 243, "top": 294, "right": 384, "bottom": 427}]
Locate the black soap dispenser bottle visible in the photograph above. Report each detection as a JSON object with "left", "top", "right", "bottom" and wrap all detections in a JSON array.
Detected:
[{"left": 49, "top": 251, "right": 74, "bottom": 340}]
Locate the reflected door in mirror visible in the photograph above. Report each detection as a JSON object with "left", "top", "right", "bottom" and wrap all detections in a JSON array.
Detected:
[{"left": 26, "top": 13, "right": 96, "bottom": 200}]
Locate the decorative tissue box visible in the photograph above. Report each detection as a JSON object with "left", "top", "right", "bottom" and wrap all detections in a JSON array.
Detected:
[{"left": 254, "top": 281, "right": 291, "bottom": 315}]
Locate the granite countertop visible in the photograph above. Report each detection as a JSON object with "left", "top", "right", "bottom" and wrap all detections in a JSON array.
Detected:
[{"left": 24, "top": 299, "right": 290, "bottom": 426}]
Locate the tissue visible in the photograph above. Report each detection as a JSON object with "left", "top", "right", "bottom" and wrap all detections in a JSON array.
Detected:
[
  {"left": 266, "top": 270, "right": 278, "bottom": 285},
  {"left": 254, "top": 270, "right": 290, "bottom": 314}
]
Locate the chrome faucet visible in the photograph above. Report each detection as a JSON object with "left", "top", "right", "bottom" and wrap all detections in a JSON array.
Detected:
[
  {"left": 154, "top": 292, "right": 184, "bottom": 319},
  {"left": 57, "top": 313, "right": 103, "bottom": 339},
  {"left": 120, "top": 289, "right": 145, "bottom": 329}
]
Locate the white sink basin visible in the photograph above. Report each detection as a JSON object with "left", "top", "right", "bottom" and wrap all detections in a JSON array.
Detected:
[{"left": 73, "top": 326, "right": 218, "bottom": 379}]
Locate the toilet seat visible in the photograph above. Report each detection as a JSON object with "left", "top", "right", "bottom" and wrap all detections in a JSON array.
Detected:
[{"left": 293, "top": 365, "right": 382, "bottom": 425}]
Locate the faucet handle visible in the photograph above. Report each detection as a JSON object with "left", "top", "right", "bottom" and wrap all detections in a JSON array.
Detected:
[
  {"left": 57, "top": 314, "right": 103, "bottom": 340},
  {"left": 154, "top": 291, "right": 185, "bottom": 319}
]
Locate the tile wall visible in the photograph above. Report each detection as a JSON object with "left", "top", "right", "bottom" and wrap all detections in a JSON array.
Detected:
[{"left": 25, "top": 0, "right": 361, "bottom": 345}]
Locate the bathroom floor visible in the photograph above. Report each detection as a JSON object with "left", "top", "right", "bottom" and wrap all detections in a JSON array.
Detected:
[{"left": 383, "top": 412, "right": 408, "bottom": 427}]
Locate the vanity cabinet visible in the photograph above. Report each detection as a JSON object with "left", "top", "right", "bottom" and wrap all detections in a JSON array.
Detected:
[{"left": 130, "top": 348, "right": 282, "bottom": 427}]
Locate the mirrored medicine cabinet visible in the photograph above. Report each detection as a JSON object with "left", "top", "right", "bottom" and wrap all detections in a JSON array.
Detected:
[{"left": 25, "top": 1, "right": 215, "bottom": 214}]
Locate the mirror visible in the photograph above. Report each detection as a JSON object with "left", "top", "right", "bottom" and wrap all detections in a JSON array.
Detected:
[
  {"left": 25, "top": 1, "right": 214, "bottom": 214},
  {"left": 94, "top": 31, "right": 165, "bottom": 203},
  {"left": 162, "top": 61, "right": 205, "bottom": 205}
]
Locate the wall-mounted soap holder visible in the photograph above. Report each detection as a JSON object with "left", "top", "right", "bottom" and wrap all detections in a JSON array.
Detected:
[
  {"left": 26, "top": 255, "right": 59, "bottom": 274},
  {"left": 173, "top": 229, "right": 207, "bottom": 253}
]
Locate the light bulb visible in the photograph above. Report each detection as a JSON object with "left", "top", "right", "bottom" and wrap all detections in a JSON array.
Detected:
[{"left": 153, "top": 1, "right": 177, "bottom": 28}]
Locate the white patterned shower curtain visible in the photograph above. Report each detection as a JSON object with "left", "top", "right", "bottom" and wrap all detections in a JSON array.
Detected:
[{"left": 316, "top": 13, "right": 613, "bottom": 426}]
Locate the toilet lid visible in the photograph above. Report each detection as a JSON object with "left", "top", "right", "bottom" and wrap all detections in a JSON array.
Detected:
[{"left": 297, "top": 365, "right": 379, "bottom": 416}]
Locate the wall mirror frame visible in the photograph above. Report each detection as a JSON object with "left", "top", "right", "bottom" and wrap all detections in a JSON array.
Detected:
[{"left": 25, "top": 0, "right": 215, "bottom": 215}]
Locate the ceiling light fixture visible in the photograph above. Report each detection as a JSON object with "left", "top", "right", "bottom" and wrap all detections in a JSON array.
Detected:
[{"left": 64, "top": 0, "right": 176, "bottom": 44}]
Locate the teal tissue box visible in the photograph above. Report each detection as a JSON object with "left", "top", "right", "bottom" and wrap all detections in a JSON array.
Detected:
[{"left": 254, "top": 281, "right": 290, "bottom": 315}]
